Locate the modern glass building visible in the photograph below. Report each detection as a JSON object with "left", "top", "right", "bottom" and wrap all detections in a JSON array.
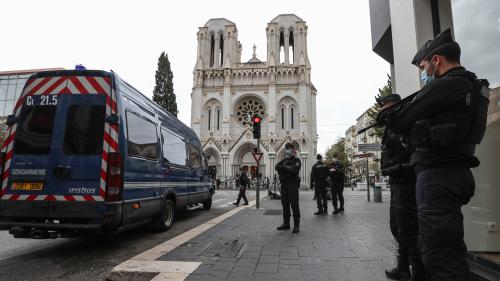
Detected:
[{"left": 0, "top": 68, "right": 64, "bottom": 146}]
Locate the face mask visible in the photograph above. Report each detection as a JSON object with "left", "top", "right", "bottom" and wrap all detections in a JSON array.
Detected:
[
  {"left": 285, "top": 149, "right": 292, "bottom": 157},
  {"left": 421, "top": 60, "right": 438, "bottom": 85}
]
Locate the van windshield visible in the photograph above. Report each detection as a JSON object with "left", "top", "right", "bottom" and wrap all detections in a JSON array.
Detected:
[
  {"left": 15, "top": 106, "right": 57, "bottom": 155},
  {"left": 63, "top": 105, "right": 105, "bottom": 155}
]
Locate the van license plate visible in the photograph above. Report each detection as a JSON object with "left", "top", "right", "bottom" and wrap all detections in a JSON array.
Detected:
[{"left": 12, "top": 183, "right": 44, "bottom": 191}]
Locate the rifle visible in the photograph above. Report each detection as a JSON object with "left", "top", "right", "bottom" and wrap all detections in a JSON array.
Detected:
[{"left": 357, "top": 91, "right": 419, "bottom": 135}]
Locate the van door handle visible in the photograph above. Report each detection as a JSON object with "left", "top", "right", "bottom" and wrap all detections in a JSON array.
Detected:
[{"left": 54, "top": 165, "right": 71, "bottom": 178}]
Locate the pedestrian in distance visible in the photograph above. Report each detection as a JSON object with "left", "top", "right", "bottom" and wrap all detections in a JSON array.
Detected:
[
  {"left": 376, "top": 94, "right": 426, "bottom": 281},
  {"left": 329, "top": 154, "right": 345, "bottom": 214},
  {"left": 233, "top": 169, "right": 249, "bottom": 206},
  {"left": 392, "top": 28, "right": 489, "bottom": 281},
  {"left": 275, "top": 143, "right": 302, "bottom": 233},
  {"left": 310, "top": 154, "right": 330, "bottom": 216}
]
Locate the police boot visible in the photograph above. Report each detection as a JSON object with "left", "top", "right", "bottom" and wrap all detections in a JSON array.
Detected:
[
  {"left": 292, "top": 221, "right": 300, "bottom": 233},
  {"left": 314, "top": 209, "right": 323, "bottom": 215},
  {"left": 277, "top": 220, "right": 291, "bottom": 230},
  {"left": 385, "top": 257, "right": 410, "bottom": 281},
  {"left": 409, "top": 261, "right": 426, "bottom": 281}
]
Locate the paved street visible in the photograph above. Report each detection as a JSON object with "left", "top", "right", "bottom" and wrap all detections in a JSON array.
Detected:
[
  {"left": 109, "top": 191, "right": 395, "bottom": 281},
  {"left": 0, "top": 190, "right": 251, "bottom": 281}
]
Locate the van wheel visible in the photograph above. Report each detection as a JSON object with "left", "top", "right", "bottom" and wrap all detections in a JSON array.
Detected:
[
  {"left": 203, "top": 193, "right": 212, "bottom": 210},
  {"left": 154, "top": 199, "right": 175, "bottom": 232}
]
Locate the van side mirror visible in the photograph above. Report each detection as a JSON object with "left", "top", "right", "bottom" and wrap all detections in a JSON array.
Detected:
[
  {"left": 105, "top": 114, "right": 120, "bottom": 124},
  {"left": 6, "top": 115, "right": 17, "bottom": 126}
]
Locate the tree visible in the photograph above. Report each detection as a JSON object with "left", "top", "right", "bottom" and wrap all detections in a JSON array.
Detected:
[
  {"left": 153, "top": 52, "right": 178, "bottom": 116},
  {"left": 324, "top": 137, "right": 350, "bottom": 168},
  {"left": 367, "top": 74, "right": 392, "bottom": 138}
]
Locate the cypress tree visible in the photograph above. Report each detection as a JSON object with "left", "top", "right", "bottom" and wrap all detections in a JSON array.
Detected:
[{"left": 153, "top": 52, "right": 178, "bottom": 116}]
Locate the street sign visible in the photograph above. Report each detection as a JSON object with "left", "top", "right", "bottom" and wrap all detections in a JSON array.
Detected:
[
  {"left": 252, "top": 152, "right": 263, "bottom": 162},
  {"left": 353, "top": 153, "right": 373, "bottom": 158},
  {"left": 358, "top": 143, "right": 381, "bottom": 152}
]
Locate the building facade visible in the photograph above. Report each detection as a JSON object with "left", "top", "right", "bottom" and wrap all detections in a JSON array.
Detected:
[
  {"left": 368, "top": 0, "right": 500, "bottom": 268},
  {"left": 190, "top": 15, "right": 317, "bottom": 185}
]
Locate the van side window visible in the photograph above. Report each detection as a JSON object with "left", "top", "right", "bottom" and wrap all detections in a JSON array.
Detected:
[
  {"left": 161, "top": 129, "right": 187, "bottom": 166},
  {"left": 63, "top": 105, "right": 105, "bottom": 155},
  {"left": 188, "top": 144, "right": 201, "bottom": 169},
  {"left": 126, "top": 112, "right": 159, "bottom": 160},
  {"left": 15, "top": 106, "right": 57, "bottom": 155}
]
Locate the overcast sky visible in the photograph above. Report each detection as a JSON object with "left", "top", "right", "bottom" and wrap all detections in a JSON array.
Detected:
[{"left": 1, "top": 0, "right": 498, "bottom": 153}]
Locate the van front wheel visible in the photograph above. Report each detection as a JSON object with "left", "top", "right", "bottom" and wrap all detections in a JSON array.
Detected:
[{"left": 154, "top": 199, "right": 175, "bottom": 232}]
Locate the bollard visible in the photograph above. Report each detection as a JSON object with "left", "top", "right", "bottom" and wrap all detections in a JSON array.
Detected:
[{"left": 373, "top": 185, "right": 382, "bottom": 202}]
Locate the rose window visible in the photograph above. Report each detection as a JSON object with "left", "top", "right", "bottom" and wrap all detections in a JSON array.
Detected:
[{"left": 235, "top": 99, "right": 265, "bottom": 128}]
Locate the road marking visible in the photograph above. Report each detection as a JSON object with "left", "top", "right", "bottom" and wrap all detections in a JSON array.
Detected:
[{"left": 108, "top": 195, "right": 263, "bottom": 281}]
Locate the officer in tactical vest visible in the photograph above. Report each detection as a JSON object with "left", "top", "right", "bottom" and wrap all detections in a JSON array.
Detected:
[
  {"left": 392, "top": 29, "right": 489, "bottom": 280},
  {"left": 310, "top": 154, "right": 330, "bottom": 216},
  {"left": 330, "top": 154, "right": 345, "bottom": 214},
  {"left": 275, "top": 143, "right": 302, "bottom": 233},
  {"left": 377, "top": 94, "right": 425, "bottom": 281}
]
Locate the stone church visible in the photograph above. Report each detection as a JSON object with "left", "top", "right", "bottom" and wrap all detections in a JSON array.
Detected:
[{"left": 190, "top": 14, "right": 317, "bottom": 186}]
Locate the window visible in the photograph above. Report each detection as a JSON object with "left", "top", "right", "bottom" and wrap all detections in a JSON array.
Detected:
[
  {"left": 289, "top": 30, "right": 295, "bottom": 64},
  {"left": 210, "top": 34, "right": 215, "bottom": 67},
  {"left": 161, "top": 129, "right": 187, "bottom": 166},
  {"left": 208, "top": 109, "right": 211, "bottom": 130},
  {"left": 15, "top": 105, "right": 57, "bottom": 154},
  {"left": 290, "top": 107, "right": 294, "bottom": 129},
  {"left": 279, "top": 30, "right": 285, "bottom": 64},
  {"left": 217, "top": 109, "right": 220, "bottom": 130},
  {"left": 281, "top": 107, "right": 285, "bottom": 129},
  {"left": 188, "top": 144, "right": 201, "bottom": 168},
  {"left": 64, "top": 105, "right": 105, "bottom": 155},
  {"left": 126, "top": 112, "right": 158, "bottom": 160},
  {"left": 219, "top": 33, "right": 224, "bottom": 66}
]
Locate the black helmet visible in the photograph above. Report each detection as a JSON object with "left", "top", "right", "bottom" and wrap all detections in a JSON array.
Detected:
[
  {"left": 411, "top": 28, "right": 460, "bottom": 66},
  {"left": 316, "top": 154, "right": 322, "bottom": 160},
  {"left": 285, "top": 143, "right": 294, "bottom": 149}
]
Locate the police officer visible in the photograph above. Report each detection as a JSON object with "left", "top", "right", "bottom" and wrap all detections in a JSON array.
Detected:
[
  {"left": 329, "top": 154, "right": 345, "bottom": 214},
  {"left": 233, "top": 169, "right": 249, "bottom": 206},
  {"left": 392, "top": 29, "right": 488, "bottom": 280},
  {"left": 275, "top": 143, "right": 302, "bottom": 233},
  {"left": 310, "top": 154, "right": 329, "bottom": 216},
  {"left": 377, "top": 94, "right": 425, "bottom": 281}
]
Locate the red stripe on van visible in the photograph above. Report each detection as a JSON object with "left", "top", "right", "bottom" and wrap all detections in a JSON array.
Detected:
[
  {"left": 41, "top": 76, "right": 67, "bottom": 95},
  {"left": 64, "top": 195, "right": 76, "bottom": 201},
  {"left": 86, "top": 76, "right": 107, "bottom": 94},
  {"left": 9, "top": 194, "right": 19, "bottom": 201},
  {"left": 45, "top": 195, "right": 55, "bottom": 201},
  {"left": 69, "top": 76, "right": 89, "bottom": 94},
  {"left": 14, "top": 77, "right": 52, "bottom": 110},
  {"left": 26, "top": 194, "right": 37, "bottom": 201},
  {"left": 83, "top": 195, "right": 95, "bottom": 202},
  {"left": 1, "top": 133, "right": 15, "bottom": 150},
  {"left": 2, "top": 170, "right": 9, "bottom": 181},
  {"left": 104, "top": 132, "right": 119, "bottom": 151}
]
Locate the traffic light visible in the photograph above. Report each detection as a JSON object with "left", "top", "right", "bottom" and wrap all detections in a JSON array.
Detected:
[{"left": 252, "top": 115, "right": 261, "bottom": 139}]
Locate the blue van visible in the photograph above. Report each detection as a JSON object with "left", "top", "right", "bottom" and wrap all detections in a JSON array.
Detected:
[{"left": 0, "top": 70, "right": 213, "bottom": 238}]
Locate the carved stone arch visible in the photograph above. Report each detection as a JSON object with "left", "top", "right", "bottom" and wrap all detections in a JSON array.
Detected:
[{"left": 233, "top": 94, "right": 266, "bottom": 129}]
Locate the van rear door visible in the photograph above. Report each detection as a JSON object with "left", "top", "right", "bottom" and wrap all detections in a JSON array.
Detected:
[{"left": 3, "top": 73, "right": 114, "bottom": 221}]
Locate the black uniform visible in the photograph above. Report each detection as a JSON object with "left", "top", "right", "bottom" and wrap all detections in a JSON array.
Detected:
[
  {"left": 329, "top": 161, "right": 345, "bottom": 213},
  {"left": 380, "top": 112, "right": 424, "bottom": 280},
  {"left": 235, "top": 172, "right": 249, "bottom": 205},
  {"left": 276, "top": 155, "right": 301, "bottom": 227},
  {"left": 392, "top": 66, "right": 487, "bottom": 280},
  {"left": 310, "top": 160, "right": 330, "bottom": 213}
]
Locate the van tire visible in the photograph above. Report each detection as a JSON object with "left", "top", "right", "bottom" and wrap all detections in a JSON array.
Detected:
[
  {"left": 203, "top": 193, "right": 212, "bottom": 210},
  {"left": 154, "top": 199, "right": 175, "bottom": 232}
]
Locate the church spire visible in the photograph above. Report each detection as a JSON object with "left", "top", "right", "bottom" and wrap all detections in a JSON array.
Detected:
[{"left": 253, "top": 44, "right": 257, "bottom": 58}]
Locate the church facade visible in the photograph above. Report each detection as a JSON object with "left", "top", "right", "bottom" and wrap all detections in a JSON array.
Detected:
[{"left": 190, "top": 14, "right": 317, "bottom": 186}]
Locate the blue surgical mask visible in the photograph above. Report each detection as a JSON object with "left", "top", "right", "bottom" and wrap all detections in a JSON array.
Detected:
[{"left": 420, "top": 61, "right": 437, "bottom": 85}]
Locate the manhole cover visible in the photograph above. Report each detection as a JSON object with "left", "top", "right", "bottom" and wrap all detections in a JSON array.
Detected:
[
  {"left": 201, "top": 240, "right": 246, "bottom": 257},
  {"left": 263, "top": 209, "right": 282, "bottom": 215}
]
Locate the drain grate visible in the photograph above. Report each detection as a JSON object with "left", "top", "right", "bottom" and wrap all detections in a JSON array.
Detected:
[
  {"left": 263, "top": 209, "right": 282, "bottom": 215},
  {"left": 201, "top": 240, "right": 246, "bottom": 258}
]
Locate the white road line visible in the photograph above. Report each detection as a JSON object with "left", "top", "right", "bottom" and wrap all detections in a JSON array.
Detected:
[{"left": 108, "top": 195, "right": 265, "bottom": 281}]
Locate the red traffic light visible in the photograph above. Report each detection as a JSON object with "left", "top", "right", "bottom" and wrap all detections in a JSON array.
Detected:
[{"left": 253, "top": 116, "right": 261, "bottom": 123}]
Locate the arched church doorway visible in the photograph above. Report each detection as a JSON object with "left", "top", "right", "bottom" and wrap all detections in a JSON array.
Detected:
[
  {"left": 232, "top": 142, "right": 266, "bottom": 179},
  {"left": 204, "top": 147, "right": 221, "bottom": 180}
]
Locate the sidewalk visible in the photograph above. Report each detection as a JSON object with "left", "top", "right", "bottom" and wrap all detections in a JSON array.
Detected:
[{"left": 155, "top": 191, "right": 396, "bottom": 281}]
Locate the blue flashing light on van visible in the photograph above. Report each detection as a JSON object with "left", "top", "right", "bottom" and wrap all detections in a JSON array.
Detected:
[{"left": 0, "top": 70, "right": 213, "bottom": 238}]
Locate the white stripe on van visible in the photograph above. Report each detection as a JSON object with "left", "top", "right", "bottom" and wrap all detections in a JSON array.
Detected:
[{"left": 34, "top": 77, "right": 59, "bottom": 95}]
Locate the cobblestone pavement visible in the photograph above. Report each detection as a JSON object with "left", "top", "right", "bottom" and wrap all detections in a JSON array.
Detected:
[{"left": 158, "top": 191, "right": 396, "bottom": 281}]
